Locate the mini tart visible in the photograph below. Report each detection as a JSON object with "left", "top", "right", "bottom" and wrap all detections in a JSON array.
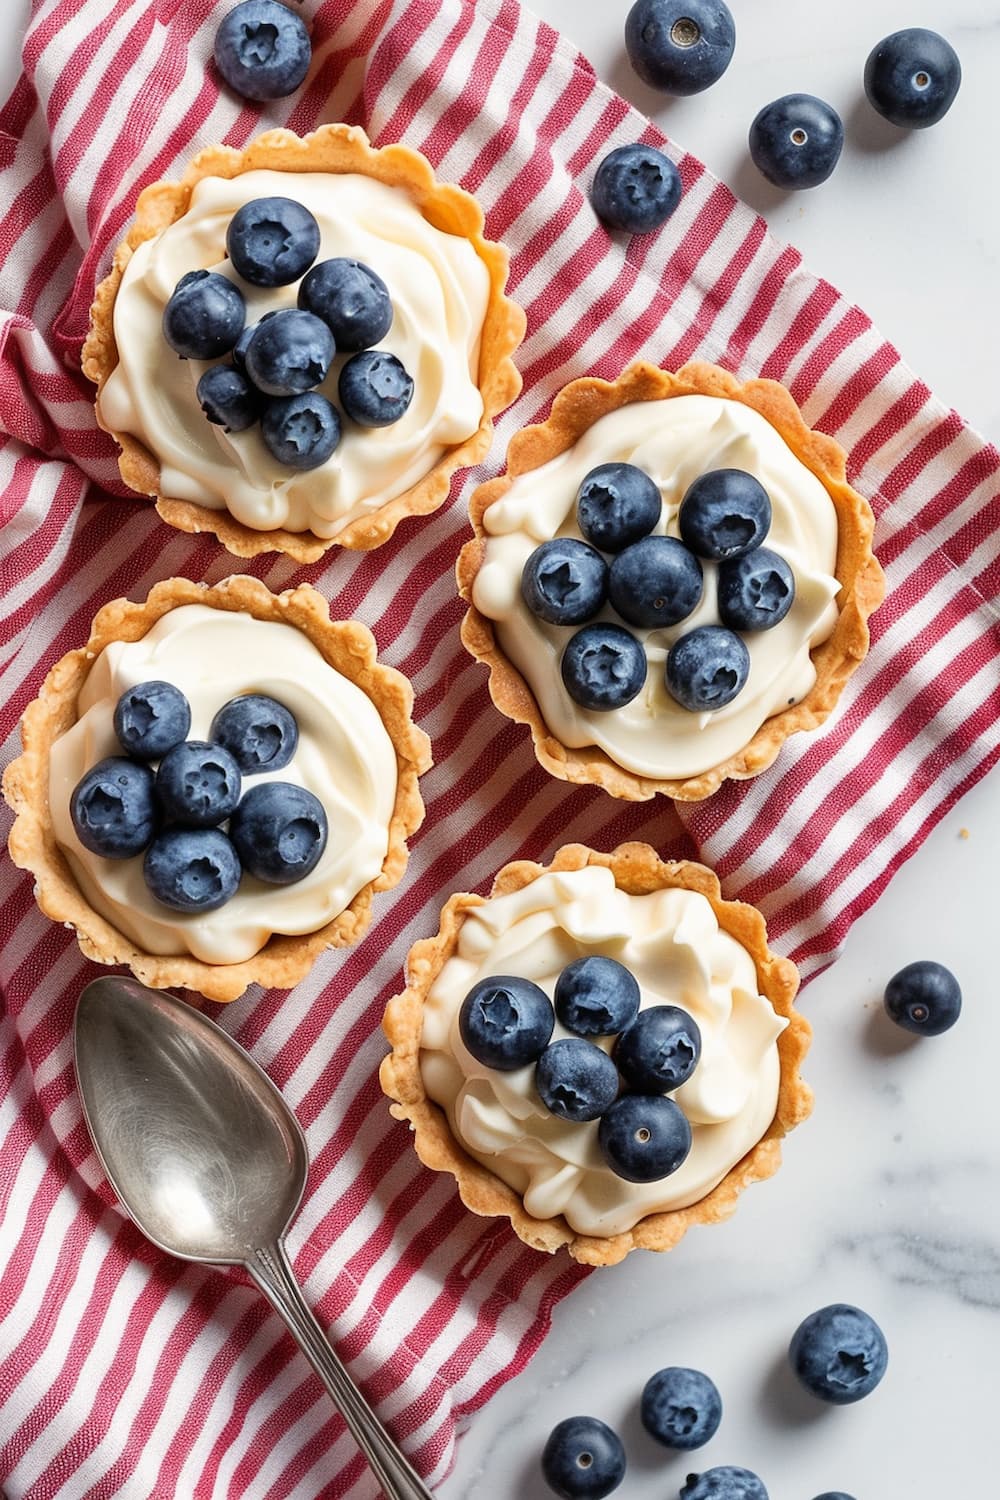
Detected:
[
  {"left": 380, "top": 841, "right": 812, "bottom": 1267},
  {"left": 82, "top": 123, "right": 526, "bottom": 561},
  {"left": 457, "top": 361, "right": 885, "bottom": 801},
  {"left": 3, "top": 576, "right": 431, "bottom": 1003}
]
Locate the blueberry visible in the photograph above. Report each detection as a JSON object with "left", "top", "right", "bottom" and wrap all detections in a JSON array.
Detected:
[
  {"left": 196, "top": 363, "right": 261, "bottom": 433},
  {"left": 535, "top": 1039, "right": 620, "bottom": 1123},
  {"left": 244, "top": 309, "right": 335, "bottom": 396},
  {"left": 608, "top": 537, "right": 703, "bottom": 628},
  {"left": 70, "top": 758, "right": 157, "bottom": 859},
  {"left": 864, "top": 29, "right": 961, "bottom": 130},
  {"left": 228, "top": 782, "right": 328, "bottom": 885},
  {"left": 641, "top": 1367, "right": 722, "bottom": 1450},
  {"left": 554, "top": 956, "right": 641, "bottom": 1037},
  {"left": 162, "top": 271, "right": 245, "bottom": 360},
  {"left": 883, "top": 960, "right": 961, "bottom": 1037},
  {"left": 213, "top": 0, "right": 311, "bottom": 102},
  {"left": 232, "top": 310, "right": 277, "bottom": 371},
  {"left": 561, "top": 624, "right": 647, "bottom": 712},
  {"left": 541, "top": 1415, "right": 626, "bottom": 1500},
  {"left": 625, "top": 0, "right": 735, "bottom": 96},
  {"left": 210, "top": 694, "right": 298, "bottom": 773},
  {"left": 678, "top": 469, "right": 771, "bottom": 560},
  {"left": 614, "top": 1005, "right": 702, "bottom": 1093},
  {"left": 261, "top": 392, "right": 341, "bottom": 469},
  {"left": 716, "top": 548, "right": 795, "bottom": 632},
  {"left": 590, "top": 144, "right": 682, "bottom": 235},
  {"left": 459, "top": 975, "right": 555, "bottom": 1072},
  {"left": 680, "top": 1468, "right": 769, "bottom": 1500},
  {"left": 154, "top": 741, "right": 242, "bottom": 828},
  {"left": 113, "top": 682, "right": 191, "bottom": 761},
  {"left": 749, "top": 94, "right": 844, "bottom": 191},
  {"left": 339, "top": 350, "right": 414, "bottom": 427},
  {"left": 298, "top": 258, "right": 393, "bottom": 351},
  {"left": 789, "top": 1304, "right": 888, "bottom": 1405},
  {"left": 811, "top": 1494, "right": 856, "bottom": 1500},
  {"left": 597, "top": 1094, "right": 692, "bottom": 1182},
  {"left": 226, "top": 197, "right": 320, "bottom": 287},
  {"left": 576, "top": 463, "right": 661, "bottom": 553},
  {"left": 665, "top": 626, "right": 749, "bottom": 712},
  {"left": 521, "top": 539, "right": 609, "bottom": 626},
  {"left": 143, "top": 828, "right": 241, "bottom": 912}
]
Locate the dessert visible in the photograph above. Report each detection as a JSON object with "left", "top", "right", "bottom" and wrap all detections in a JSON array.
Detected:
[
  {"left": 458, "top": 361, "right": 884, "bottom": 801},
  {"left": 82, "top": 124, "right": 525, "bottom": 561},
  {"left": 380, "top": 842, "right": 811, "bottom": 1266},
  {"left": 3, "top": 576, "right": 430, "bottom": 1002}
]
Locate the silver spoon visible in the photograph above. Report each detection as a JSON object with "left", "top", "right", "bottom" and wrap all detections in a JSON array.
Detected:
[{"left": 73, "top": 975, "right": 434, "bottom": 1500}]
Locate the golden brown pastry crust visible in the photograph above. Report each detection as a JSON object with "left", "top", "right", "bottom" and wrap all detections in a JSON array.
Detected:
[
  {"left": 457, "top": 361, "right": 886, "bottom": 801},
  {"left": 380, "top": 841, "right": 811, "bottom": 1267},
  {"left": 2, "top": 575, "right": 431, "bottom": 1003},
  {"left": 82, "top": 123, "right": 526, "bottom": 561}
]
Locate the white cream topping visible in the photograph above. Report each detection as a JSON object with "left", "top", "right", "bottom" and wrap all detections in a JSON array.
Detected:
[
  {"left": 419, "top": 866, "right": 786, "bottom": 1237},
  {"left": 471, "top": 396, "right": 841, "bottom": 780},
  {"left": 100, "top": 170, "right": 491, "bottom": 538},
  {"left": 48, "top": 606, "right": 398, "bottom": 964}
]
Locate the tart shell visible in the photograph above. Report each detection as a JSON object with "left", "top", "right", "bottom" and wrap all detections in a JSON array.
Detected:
[
  {"left": 457, "top": 361, "right": 886, "bottom": 801},
  {"left": 3, "top": 575, "right": 431, "bottom": 1003},
  {"left": 380, "top": 841, "right": 812, "bottom": 1267}
]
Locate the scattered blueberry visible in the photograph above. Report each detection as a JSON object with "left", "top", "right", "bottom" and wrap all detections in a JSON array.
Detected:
[
  {"left": 883, "top": 960, "right": 961, "bottom": 1036},
  {"left": 298, "top": 258, "right": 393, "bottom": 351},
  {"left": 789, "top": 1304, "right": 888, "bottom": 1405},
  {"left": 244, "top": 308, "right": 335, "bottom": 396},
  {"left": 196, "top": 363, "right": 261, "bottom": 432},
  {"left": 154, "top": 741, "right": 242, "bottom": 828},
  {"left": 261, "top": 391, "right": 341, "bottom": 469},
  {"left": 608, "top": 536, "right": 703, "bottom": 628},
  {"left": 811, "top": 1494, "right": 856, "bottom": 1500},
  {"left": 541, "top": 1415, "right": 626, "bottom": 1500},
  {"left": 716, "top": 548, "right": 795, "bottom": 632},
  {"left": 535, "top": 1038, "right": 620, "bottom": 1123},
  {"left": 213, "top": 0, "right": 311, "bottom": 102},
  {"left": 749, "top": 94, "right": 844, "bottom": 190},
  {"left": 521, "top": 539, "right": 609, "bottom": 626},
  {"left": 554, "top": 956, "right": 641, "bottom": 1037},
  {"left": 680, "top": 1468, "right": 769, "bottom": 1500},
  {"left": 561, "top": 624, "right": 647, "bottom": 712},
  {"left": 210, "top": 694, "right": 299, "bottom": 773},
  {"left": 162, "top": 271, "right": 245, "bottom": 360},
  {"left": 70, "top": 758, "right": 157, "bottom": 859},
  {"left": 229, "top": 782, "right": 328, "bottom": 885},
  {"left": 143, "top": 827, "right": 242, "bottom": 912},
  {"left": 597, "top": 1093, "right": 692, "bottom": 1182},
  {"left": 459, "top": 975, "right": 555, "bottom": 1072},
  {"left": 625, "top": 0, "right": 736, "bottom": 96},
  {"left": 339, "top": 350, "right": 414, "bottom": 426},
  {"left": 641, "top": 1366, "right": 722, "bottom": 1450},
  {"left": 590, "top": 144, "right": 682, "bottom": 234},
  {"left": 226, "top": 196, "right": 320, "bottom": 287},
  {"left": 864, "top": 28, "right": 961, "bottom": 130},
  {"left": 678, "top": 469, "right": 771, "bottom": 560},
  {"left": 665, "top": 626, "right": 750, "bottom": 711},
  {"left": 576, "top": 463, "right": 662, "bottom": 553},
  {"left": 614, "top": 1005, "right": 702, "bottom": 1093},
  {"left": 113, "top": 682, "right": 191, "bottom": 761}
]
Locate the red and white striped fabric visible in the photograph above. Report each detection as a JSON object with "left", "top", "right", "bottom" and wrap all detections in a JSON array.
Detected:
[{"left": 1, "top": 0, "right": 998, "bottom": 1495}]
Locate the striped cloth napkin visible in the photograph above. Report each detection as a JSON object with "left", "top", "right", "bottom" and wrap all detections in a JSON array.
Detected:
[{"left": 2, "top": 0, "right": 998, "bottom": 1496}]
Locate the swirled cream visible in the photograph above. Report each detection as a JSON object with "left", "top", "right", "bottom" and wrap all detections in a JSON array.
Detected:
[
  {"left": 99, "top": 170, "right": 491, "bottom": 538},
  {"left": 48, "top": 606, "right": 398, "bottom": 963},
  {"left": 419, "top": 866, "right": 786, "bottom": 1237},
  {"left": 472, "top": 396, "right": 841, "bottom": 779}
]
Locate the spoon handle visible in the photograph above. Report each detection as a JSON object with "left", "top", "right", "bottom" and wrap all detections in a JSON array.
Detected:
[{"left": 249, "top": 1241, "right": 436, "bottom": 1500}]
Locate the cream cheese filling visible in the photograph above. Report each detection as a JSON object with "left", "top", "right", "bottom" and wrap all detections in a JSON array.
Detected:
[
  {"left": 48, "top": 606, "right": 398, "bottom": 964},
  {"left": 99, "top": 170, "right": 491, "bottom": 538},
  {"left": 419, "top": 866, "right": 786, "bottom": 1238}
]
